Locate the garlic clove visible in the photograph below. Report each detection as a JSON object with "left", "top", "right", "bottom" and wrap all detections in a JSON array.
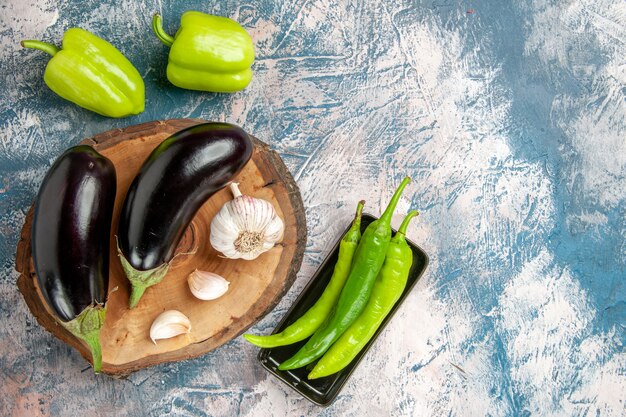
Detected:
[
  {"left": 188, "top": 269, "right": 230, "bottom": 300},
  {"left": 209, "top": 183, "right": 285, "bottom": 260},
  {"left": 149, "top": 310, "right": 191, "bottom": 344},
  {"left": 264, "top": 215, "right": 285, "bottom": 241},
  {"left": 210, "top": 212, "right": 240, "bottom": 250}
]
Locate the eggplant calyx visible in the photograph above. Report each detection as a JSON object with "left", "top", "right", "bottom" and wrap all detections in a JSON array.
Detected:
[
  {"left": 118, "top": 250, "right": 170, "bottom": 309},
  {"left": 62, "top": 304, "right": 106, "bottom": 373}
]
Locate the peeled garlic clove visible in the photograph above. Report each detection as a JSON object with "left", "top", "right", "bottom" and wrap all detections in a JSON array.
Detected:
[
  {"left": 188, "top": 269, "right": 230, "bottom": 300},
  {"left": 210, "top": 183, "right": 285, "bottom": 260},
  {"left": 149, "top": 310, "right": 191, "bottom": 344}
]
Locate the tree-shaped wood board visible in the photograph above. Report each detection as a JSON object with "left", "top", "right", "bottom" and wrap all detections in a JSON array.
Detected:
[{"left": 15, "top": 119, "right": 306, "bottom": 376}]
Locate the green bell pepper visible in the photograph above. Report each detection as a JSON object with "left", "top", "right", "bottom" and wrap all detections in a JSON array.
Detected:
[
  {"left": 152, "top": 11, "right": 255, "bottom": 93},
  {"left": 21, "top": 28, "right": 144, "bottom": 118}
]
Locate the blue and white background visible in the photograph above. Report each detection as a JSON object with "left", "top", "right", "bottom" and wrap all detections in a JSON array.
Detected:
[{"left": 0, "top": 1, "right": 624, "bottom": 416}]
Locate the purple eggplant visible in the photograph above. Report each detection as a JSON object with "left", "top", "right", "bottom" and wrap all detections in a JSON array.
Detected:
[
  {"left": 117, "top": 122, "right": 253, "bottom": 308},
  {"left": 31, "top": 145, "right": 116, "bottom": 373}
]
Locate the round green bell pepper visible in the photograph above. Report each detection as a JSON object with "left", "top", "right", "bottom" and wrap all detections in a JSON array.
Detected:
[
  {"left": 152, "top": 11, "right": 255, "bottom": 93},
  {"left": 21, "top": 28, "right": 145, "bottom": 118}
]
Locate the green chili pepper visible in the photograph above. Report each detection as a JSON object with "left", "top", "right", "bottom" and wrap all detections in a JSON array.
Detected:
[
  {"left": 308, "top": 210, "right": 419, "bottom": 379},
  {"left": 152, "top": 11, "right": 255, "bottom": 93},
  {"left": 244, "top": 201, "right": 365, "bottom": 348},
  {"left": 278, "top": 177, "right": 411, "bottom": 371},
  {"left": 21, "top": 28, "right": 144, "bottom": 118}
]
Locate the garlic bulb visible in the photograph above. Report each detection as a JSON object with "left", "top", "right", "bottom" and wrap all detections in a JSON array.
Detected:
[
  {"left": 210, "top": 183, "right": 284, "bottom": 260},
  {"left": 149, "top": 310, "right": 191, "bottom": 344},
  {"left": 188, "top": 269, "right": 230, "bottom": 300}
]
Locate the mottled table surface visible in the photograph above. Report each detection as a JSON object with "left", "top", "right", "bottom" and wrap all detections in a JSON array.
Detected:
[{"left": 1, "top": 1, "right": 624, "bottom": 416}]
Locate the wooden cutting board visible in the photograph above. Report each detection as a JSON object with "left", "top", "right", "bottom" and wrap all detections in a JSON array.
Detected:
[{"left": 14, "top": 119, "right": 306, "bottom": 377}]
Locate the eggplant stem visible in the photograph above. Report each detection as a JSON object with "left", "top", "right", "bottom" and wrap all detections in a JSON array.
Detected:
[
  {"left": 117, "top": 247, "right": 170, "bottom": 309},
  {"left": 129, "top": 285, "right": 148, "bottom": 309},
  {"left": 81, "top": 331, "right": 103, "bottom": 373},
  {"left": 62, "top": 304, "right": 106, "bottom": 373}
]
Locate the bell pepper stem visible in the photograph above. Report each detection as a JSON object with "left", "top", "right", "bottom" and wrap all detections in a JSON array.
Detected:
[
  {"left": 152, "top": 14, "right": 175, "bottom": 47},
  {"left": 21, "top": 40, "right": 60, "bottom": 56}
]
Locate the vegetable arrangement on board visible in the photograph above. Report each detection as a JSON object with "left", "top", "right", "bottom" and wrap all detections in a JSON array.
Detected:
[{"left": 28, "top": 122, "right": 284, "bottom": 373}]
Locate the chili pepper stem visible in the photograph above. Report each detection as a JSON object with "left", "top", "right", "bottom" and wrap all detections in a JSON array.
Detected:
[
  {"left": 355, "top": 200, "right": 365, "bottom": 220},
  {"left": 20, "top": 40, "right": 60, "bottom": 56},
  {"left": 152, "top": 14, "right": 175, "bottom": 47},
  {"left": 379, "top": 177, "right": 411, "bottom": 224},
  {"left": 395, "top": 210, "right": 419, "bottom": 238},
  {"left": 61, "top": 304, "right": 106, "bottom": 373}
]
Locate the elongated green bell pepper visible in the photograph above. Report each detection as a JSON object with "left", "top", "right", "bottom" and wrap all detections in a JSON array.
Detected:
[
  {"left": 21, "top": 28, "right": 144, "bottom": 118},
  {"left": 152, "top": 11, "right": 255, "bottom": 93}
]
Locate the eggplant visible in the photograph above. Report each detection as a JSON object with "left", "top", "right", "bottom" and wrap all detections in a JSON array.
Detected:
[
  {"left": 31, "top": 145, "right": 116, "bottom": 373},
  {"left": 117, "top": 122, "right": 253, "bottom": 308}
]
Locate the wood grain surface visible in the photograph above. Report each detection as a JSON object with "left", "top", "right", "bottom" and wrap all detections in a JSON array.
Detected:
[{"left": 15, "top": 119, "right": 306, "bottom": 376}]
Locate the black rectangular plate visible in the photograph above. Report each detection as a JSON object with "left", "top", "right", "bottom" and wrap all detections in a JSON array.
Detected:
[{"left": 256, "top": 213, "right": 429, "bottom": 406}]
